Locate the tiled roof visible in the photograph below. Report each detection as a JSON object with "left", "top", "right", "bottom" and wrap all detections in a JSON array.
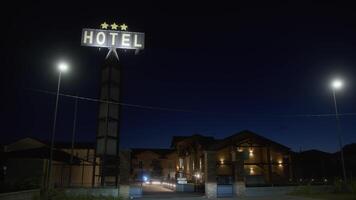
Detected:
[
  {"left": 210, "top": 130, "right": 291, "bottom": 151},
  {"left": 54, "top": 142, "right": 95, "bottom": 149},
  {"left": 170, "top": 134, "right": 216, "bottom": 148},
  {"left": 3, "top": 147, "right": 81, "bottom": 164},
  {"left": 5, "top": 137, "right": 95, "bottom": 150},
  {"left": 131, "top": 148, "right": 175, "bottom": 158}
]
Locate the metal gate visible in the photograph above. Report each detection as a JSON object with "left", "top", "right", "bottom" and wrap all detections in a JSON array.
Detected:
[{"left": 217, "top": 184, "right": 233, "bottom": 197}]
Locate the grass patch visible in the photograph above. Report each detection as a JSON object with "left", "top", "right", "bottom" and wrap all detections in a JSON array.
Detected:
[
  {"left": 32, "top": 190, "right": 124, "bottom": 200},
  {"left": 52, "top": 195, "right": 123, "bottom": 200},
  {"left": 289, "top": 183, "right": 356, "bottom": 200},
  {"left": 293, "top": 193, "right": 356, "bottom": 200}
]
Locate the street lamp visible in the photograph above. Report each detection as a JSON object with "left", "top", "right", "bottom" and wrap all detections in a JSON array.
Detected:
[
  {"left": 46, "top": 61, "right": 69, "bottom": 190},
  {"left": 58, "top": 62, "right": 69, "bottom": 72},
  {"left": 330, "top": 78, "right": 347, "bottom": 183}
]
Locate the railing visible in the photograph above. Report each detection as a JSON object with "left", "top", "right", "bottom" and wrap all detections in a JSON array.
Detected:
[{"left": 161, "top": 181, "right": 177, "bottom": 190}]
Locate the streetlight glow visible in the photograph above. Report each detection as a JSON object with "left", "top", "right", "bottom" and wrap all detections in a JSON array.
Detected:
[
  {"left": 58, "top": 62, "right": 69, "bottom": 72},
  {"left": 331, "top": 79, "right": 343, "bottom": 90}
]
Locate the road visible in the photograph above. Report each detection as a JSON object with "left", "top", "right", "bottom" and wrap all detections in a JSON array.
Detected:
[
  {"left": 140, "top": 184, "right": 318, "bottom": 200},
  {"left": 141, "top": 195, "right": 318, "bottom": 200},
  {"left": 142, "top": 184, "right": 203, "bottom": 199}
]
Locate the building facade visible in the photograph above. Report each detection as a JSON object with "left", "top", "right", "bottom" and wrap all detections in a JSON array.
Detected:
[
  {"left": 1, "top": 137, "right": 98, "bottom": 188},
  {"left": 130, "top": 149, "right": 177, "bottom": 183},
  {"left": 131, "top": 130, "right": 293, "bottom": 186}
]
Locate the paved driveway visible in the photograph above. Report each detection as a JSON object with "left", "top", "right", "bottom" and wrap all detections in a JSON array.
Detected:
[
  {"left": 143, "top": 184, "right": 173, "bottom": 193},
  {"left": 140, "top": 184, "right": 318, "bottom": 200},
  {"left": 141, "top": 193, "right": 317, "bottom": 200},
  {"left": 238, "top": 196, "right": 318, "bottom": 200},
  {"left": 142, "top": 184, "right": 203, "bottom": 199}
]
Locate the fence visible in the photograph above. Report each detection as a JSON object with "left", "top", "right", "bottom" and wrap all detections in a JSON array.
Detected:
[{"left": 217, "top": 184, "right": 233, "bottom": 197}]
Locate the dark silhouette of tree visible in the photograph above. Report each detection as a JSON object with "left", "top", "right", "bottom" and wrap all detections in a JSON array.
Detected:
[{"left": 150, "top": 159, "right": 162, "bottom": 178}]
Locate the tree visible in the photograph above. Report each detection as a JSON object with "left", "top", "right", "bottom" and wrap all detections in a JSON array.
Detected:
[{"left": 150, "top": 159, "right": 162, "bottom": 178}]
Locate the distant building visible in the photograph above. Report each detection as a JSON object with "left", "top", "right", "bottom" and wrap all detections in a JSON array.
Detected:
[
  {"left": 1, "top": 137, "right": 97, "bottom": 188},
  {"left": 292, "top": 150, "right": 335, "bottom": 183},
  {"left": 130, "top": 148, "right": 177, "bottom": 182},
  {"left": 292, "top": 143, "right": 356, "bottom": 184}
]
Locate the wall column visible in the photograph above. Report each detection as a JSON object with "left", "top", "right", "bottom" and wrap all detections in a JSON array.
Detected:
[
  {"left": 204, "top": 151, "right": 217, "bottom": 199},
  {"left": 232, "top": 150, "right": 245, "bottom": 197},
  {"left": 178, "top": 157, "right": 184, "bottom": 178},
  {"left": 288, "top": 154, "right": 293, "bottom": 181},
  {"left": 267, "top": 147, "right": 272, "bottom": 184},
  {"left": 119, "top": 150, "right": 131, "bottom": 199}
]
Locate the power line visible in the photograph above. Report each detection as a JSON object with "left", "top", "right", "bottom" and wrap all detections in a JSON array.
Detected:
[
  {"left": 27, "top": 88, "right": 356, "bottom": 118},
  {"left": 27, "top": 88, "right": 196, "bottom": 113}
]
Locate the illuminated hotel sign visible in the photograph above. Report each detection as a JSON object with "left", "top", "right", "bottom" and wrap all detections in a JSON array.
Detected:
[{"left": 81, "top": 22, "right": 144, "bottom": 50}]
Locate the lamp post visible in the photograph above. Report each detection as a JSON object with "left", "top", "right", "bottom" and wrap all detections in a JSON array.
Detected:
[
  {"left": 69, "top": 95, "right": 78, "bottom": 186},
  {"left": 47, "top": 61, "right": 69, "bottom": 190},
  {"left": 331, "top": 79, "right": 347, "bottom": 183}
]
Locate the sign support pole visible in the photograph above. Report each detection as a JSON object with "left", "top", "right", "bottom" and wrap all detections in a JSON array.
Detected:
[{"left": 95, "top": 49, "right": 121, "bottom": 186}]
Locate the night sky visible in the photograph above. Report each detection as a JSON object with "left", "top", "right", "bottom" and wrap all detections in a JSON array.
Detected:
[{"left": 3, "top": 1, "right": 356, "bottom": 153}]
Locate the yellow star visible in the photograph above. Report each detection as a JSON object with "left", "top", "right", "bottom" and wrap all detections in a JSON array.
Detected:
[
  {"left": 111, "top": 23, "right": 118, "bottom": 30},
  {"left": 120, "top": 23, "right": 128, "bottom": 31},
  {"left": 100, "top": 22, "right": 109, "bottom": 29}
]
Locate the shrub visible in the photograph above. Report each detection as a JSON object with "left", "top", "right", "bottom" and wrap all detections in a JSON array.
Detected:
[
  {"left": 333, "top": 178, "right": 343, "bottom": 193},
  {"left": 39, "top": 190, "right": 124, "bottom": 200},
  {"left": 290, "top": 184, "right": 313, "bottom": 195},
  {"left": 15, "top": 177, "right": 40, "bottom": 190},
  {"left": 350, "top": 180, "right": 356, "bottom": 194}
]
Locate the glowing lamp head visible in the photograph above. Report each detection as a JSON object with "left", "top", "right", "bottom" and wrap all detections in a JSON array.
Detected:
[
  {"left": 278, "top": 160, "right": 283, "bottom": 167},
  {"left": 220, "top": 158, "right": 224, "bottom": 165},
  {"left": 331, "top": 79, "right": 343, "bottom": 90},
  {"left": 249, "top": 148, "right": 254, "bottom": 157},
  {"left": 58, "top": 62, "right": 69, "bottom": 72},
  {"left": 250, "top": 167, "right": 254, "bottom": 175}
]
